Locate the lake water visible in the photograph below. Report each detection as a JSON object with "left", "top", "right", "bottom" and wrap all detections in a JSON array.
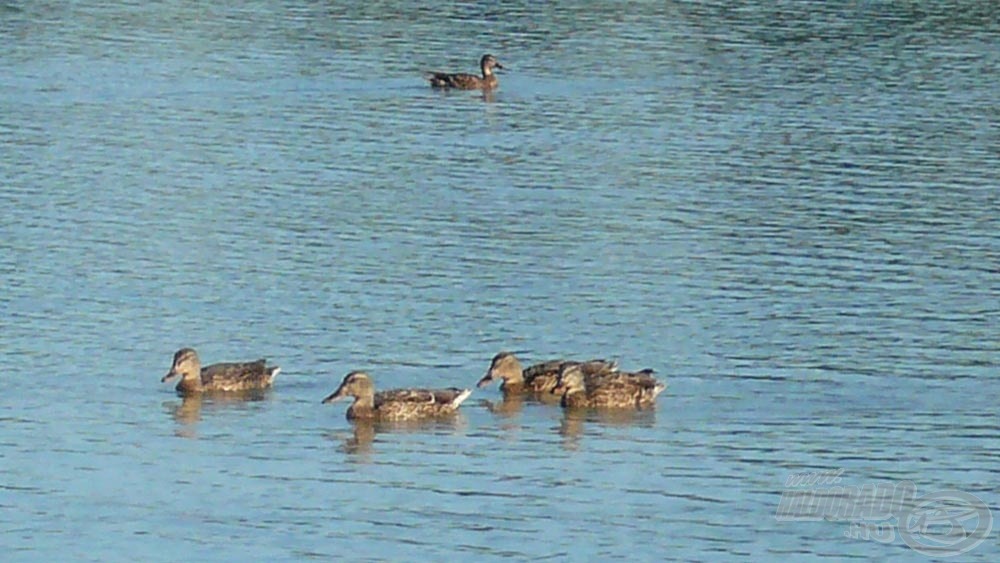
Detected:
[{"left": 2, "top": 1, "right": 998, "bottom": 560}]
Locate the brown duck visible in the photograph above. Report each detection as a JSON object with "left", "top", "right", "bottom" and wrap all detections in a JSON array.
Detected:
[
  {"left": 551, "top": 365, "right": 665, "bottom": 409},
  {"left": 427, "top": 54, "right": 503, "bottom": 89},
  {"left": 477, "top": 352, "right": 618, "bottom": 396},
  {"left": 161, "top": 347, "right": 280, "bottom": 395},
  {"left": 322, "top": 371, "right": 472, "bottom": 421}
]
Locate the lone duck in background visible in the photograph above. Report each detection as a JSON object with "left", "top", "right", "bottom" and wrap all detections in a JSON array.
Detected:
[
  {"left": 477, "top": 352, "right": 618, "bottom": 397},
  {"left": 551, "top": 365, "right": 665, "bottom": 409},
  {"left": 162, "top": 347, "right": 281, "bottom": 395},
  {"left": 427, "top": 54, "right": 504, "bottom": 89},
  {"left": 322, "top": 371, "right": 472, "bottom": 421}
]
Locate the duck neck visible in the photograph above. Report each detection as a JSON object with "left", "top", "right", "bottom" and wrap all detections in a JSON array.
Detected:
[
  {"left": 349, "top": 391, "right": 375, "bottom": 414},
  {"left": 501, "top": 379, "right": 525, "bottom": 393},
  {"left": 347, "top": 396, "right": 375, "bottom": 420},
  {"left": 493, "top": 368, "right": 521, "bottom": 392},
  {"left": 353, "top": 393, "right": 374, "bottom": 409},
  {"left": 562, "top": 389, "right": 585, "bottom": 408},
  {"left": 504, "top": 357, "right": 526, "bottom": 384},
  {"left": 506, "top": 368, "right": 525, "bottom": 386},
  {"left": 177, "top": 377, "right": 202, "bottom": 394}
]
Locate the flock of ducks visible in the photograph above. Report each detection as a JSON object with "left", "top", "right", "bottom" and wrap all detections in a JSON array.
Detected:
[
  {"left": 162, "top": 54, "right": 668, "bottom": 425},
  {"left": 162, "top": 348, "right": 666, "bottom": 422}
]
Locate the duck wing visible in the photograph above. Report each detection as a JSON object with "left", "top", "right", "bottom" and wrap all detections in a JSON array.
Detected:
[
  {"left": 427, "top": 72, "right": 481, "bottom": 89},
  {"left": 201, "top": 359, "right": 277, "bottom": 389},
  {"left": 374, "top": 388, "right": 459, "bottom": 404},
  {"left": 575, "top": 359, "right": 619, "bottom": 376},
  {"left": 521, "top": 360, "right": 566, "bottom": 392},
  {"left": 524, "top": 358, "right": 617, "bottom": 379},
  {"left": 524, "top": 358, "right": 618, "bottom": 392},
  {"left": 523, "top": 360, "right": 565, "bottom": 380},
  {"left": 376, "top": 389, "right": 431, "bottom": 405},
  {"left": 589, "top": 369, "right": 664, "bottom": 404},
  {"left": 592, "top": 369, "right": 657, "bottom": 388}
]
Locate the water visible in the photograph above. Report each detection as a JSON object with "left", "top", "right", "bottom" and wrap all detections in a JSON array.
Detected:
[{"left": 2, "top": 1, "right": 998, "bottom": 560}]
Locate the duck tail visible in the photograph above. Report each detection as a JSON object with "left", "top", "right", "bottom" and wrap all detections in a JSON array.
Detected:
[
  {"left": 449, "top": 388, "right": 472, "bottom": 409},
  {"left": 267, "top": 366, "right": 281, "bottom": 382},
  {"left": 651, "top": 383, "right": 666, "bottom": 399},
  {"left": 425, "top": 72, "right": 451, "bottom": 87}
]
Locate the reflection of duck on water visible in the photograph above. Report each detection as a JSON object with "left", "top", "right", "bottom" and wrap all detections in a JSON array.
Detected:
[
  {"left": 559, "top": 409, "right": 587, "bottom": 450},
  {"left": 558, "top": 408, "right": 658, "bottom": 450},
  {"left": 169, "top": 394, "right": 204, "bottom": 426},
  {"left": 339, "top": 421, "right": 376, "bottom": 457},
  {"left": 330, "top": 417, "right": 467, "bottom": 457},
  {"left": 165, "top": 390, "right": 270, "bottom": 437},
  {"left": 478, "top": 395, "right": 526, "bottom": 418}
]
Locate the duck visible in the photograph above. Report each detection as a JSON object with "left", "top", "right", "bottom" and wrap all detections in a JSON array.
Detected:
[
  {"left": 161, "top": 347, "right": 280, "bottom": 395},
  {"left": 477, "top": 352, "right": 618, "bottom": 396},
  {"left": 551, "top": 365, "right": 665, "bottom": 409},
  {"left": 322, "top": 371, "right": 472, "bottom": 421},
  {"left": 427, "top": 54, "right": 504, "bottom": 90}
]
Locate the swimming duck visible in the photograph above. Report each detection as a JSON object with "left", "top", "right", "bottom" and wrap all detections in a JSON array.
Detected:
[
  {"left": 161, "top": 347, "right": 280, "bottom": 395},
  {"left": 427, "top": 54, "right": 503, "bottom": 89},
  {"left": 551, "top": 365, "right": 665, "bottom": 409},
  {"left": 322, "top": 371, "right": 472, "bottom": 421},
  {"left": 477, "top": 352, "right": 618, "bottom": 396}
]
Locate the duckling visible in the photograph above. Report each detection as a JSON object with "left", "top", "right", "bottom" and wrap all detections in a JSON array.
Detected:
[
  {"left": 427, "top": 54, "right": 504, "bottom": 89},
  {"left": 551, "top": 365, "right": 664, "bottom": 409},
  {"left": 322, "top": 371, "right": 472, "bottom": 421},
  {"left": 477, "top": 352, "right": 618, "bottom": 396},
  {"left": 161, "top": 347, "right": 280, "bottom": 395}
]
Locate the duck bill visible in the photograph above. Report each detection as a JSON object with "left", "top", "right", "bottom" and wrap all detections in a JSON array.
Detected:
[
  {"left": 161, "top": 370, "right": 179, "bottom": 383},
  {"left": 321, "top": 386, "right": 346, "bottom": 404},
  {"left": 476, "top": 372, "right": 495, "bottom": 388}
]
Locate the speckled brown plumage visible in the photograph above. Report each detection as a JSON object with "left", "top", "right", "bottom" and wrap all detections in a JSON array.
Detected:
[
  {"left": 552, "top": 365, "right": 665, "bottom": 409},
  {"left": 322, "top": 371, "right": 472, "bottom": 421},
  {"left": 477, "top": 352, "right": 618, "bottom": 396},
  {"left": 427, "top": 54, "right": 503, "bottom": 89},
  {"left": 161, "top": 347, "right": 280, "bottom": 395}
]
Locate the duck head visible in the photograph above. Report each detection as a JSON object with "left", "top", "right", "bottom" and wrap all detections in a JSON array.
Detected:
[
  {"left": 477, "top": 351, "right": 523, "bottom": 388},
  {"left": 323, "top": 371, "right": 375, "bottom": 403},
  {"left": 163, "top": 348, "right": 201, "bottom": 383},
  {"left": 480, "top": 54, "right": 504, "bottom": 75}
]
